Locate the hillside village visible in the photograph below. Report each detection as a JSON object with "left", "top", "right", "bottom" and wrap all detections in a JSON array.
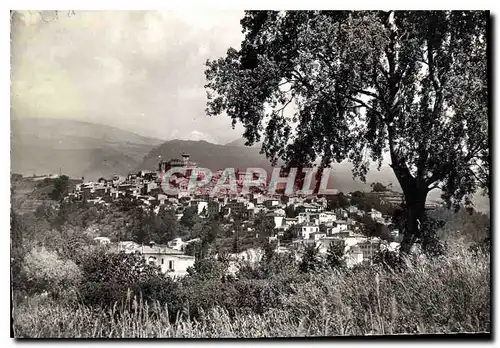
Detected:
[{"left": 61, "top": 153, "right": 444, "bottom": 278}]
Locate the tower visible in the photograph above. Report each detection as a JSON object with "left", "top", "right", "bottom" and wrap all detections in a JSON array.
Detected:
[{"left": 181, "top": 153, "right": 190, "bottom": 166}]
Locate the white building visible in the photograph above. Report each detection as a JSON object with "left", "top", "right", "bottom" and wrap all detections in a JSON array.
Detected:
[
  {"left": 282, "top": 217, "right": 298, "bottom": 230},
  {"left": 301, "top": 203, "right": 321, "bottom": 213},
  {"left": 327, "top": 220, "right": 349, "bottom": 235},
  {"left": 266, "top": 212, "right": 284, "bottom": 229},
  {"left": 328, "top": 230, "right": 367, "bottom": 249},
  {"left": 226, "top": 248, "right": 265, "bottom": 275},
  {"left": 317, "top": 237, "right": 346, "bottom": 254},
  {"left": 264, "top": 199, "right": 280, "bottom": 208},
  {"left": 319, "top": 212, "right": 336, "bottom": 224},
  {"left": 390, "top": 229, "right": 400, "bottom": 238},
  {"left": 190, "top": 199, "right": 208, "bottom": 215},
  {"left": 157, "top": 194, "right": 168, "bottom": 205},
  {"left": 118, "top": 241, "right": 140, "bottom": 253},
  {"left": 310, "top": 232, "right": 327, "bottom": 241},
  {"left": 357, "top": 238, "right": 382, "bottom": 263},
  {"left": 368, "top": 209, "right": 383, "bottom": 220},
  {"left": 140, "top": 243, "right": 195, "bottom": 278},
  {"left": 297, "top": 212, "right": 310, "bottom": 224},
  {"left": 301, "top": 225, "right": 319, "bottom": 239},
  {"left": 347, "top": 206, "right": 359, "bottom": 214},
  {"left": 94, "top": 236, "right": 111, "bottom": 245},
  {"left": 335, "top": 208, "right": 349, "bottom": 219},
  {"left": 167, "top": 237, "right": 185, "bottom": 251},
  {"left": 346, "top": 245, "right": 364, "bottom": 267},
  {"left": 317, "top": 197, "right": 328, "bottom": 208}
]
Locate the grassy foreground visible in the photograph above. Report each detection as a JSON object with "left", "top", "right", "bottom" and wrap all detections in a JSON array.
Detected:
[{"left": 12, "top": 246, "right": 490, "bottom": 338}]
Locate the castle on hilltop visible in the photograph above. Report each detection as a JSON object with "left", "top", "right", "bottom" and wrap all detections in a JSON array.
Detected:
[{"left": 158, "top": 153, "right": 198, "bottom": 175}]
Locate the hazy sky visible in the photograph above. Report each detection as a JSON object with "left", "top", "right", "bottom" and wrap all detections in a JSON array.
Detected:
[{"left": 11, "top": 10, "right": 246, "bottom": 144}]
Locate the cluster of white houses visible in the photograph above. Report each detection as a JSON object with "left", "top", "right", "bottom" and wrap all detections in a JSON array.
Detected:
[
  {"left": 265, "top": 206, "right": 398, "bottom": 268},
  {"left": 79, "top": 154, "right": 439, "bottom": 277}
]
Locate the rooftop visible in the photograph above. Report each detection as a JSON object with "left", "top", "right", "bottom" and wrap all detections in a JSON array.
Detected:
[{"left": 140, "top": 244, "right": 186, "bottom": 255}]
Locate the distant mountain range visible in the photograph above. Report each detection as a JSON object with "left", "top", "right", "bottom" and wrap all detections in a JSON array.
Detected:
[
  {"left": 10, "top": 118, "right": 489, "bottom": 213},
  {"left": 11, "top": 118, "right": 165, "bottom": 180},
  {"left": 224, "top": 137, "right": 261, "bottom": 148}
]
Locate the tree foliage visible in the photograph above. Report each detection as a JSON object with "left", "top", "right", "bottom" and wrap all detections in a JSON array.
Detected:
[
  {"left": 22, "top": 247, "right": 82, "bottom": 297},
  {"left": 284, "top": 205, "right": 299, "bottom": 218},
  {"left": 325, "top": 241, "right": 346, "bottom": 270},
  {"left": 371, "top": 182, "right": 388, "bottom": 192},
  {"left": 299, "top": 244, "right": 324, "bottom": 273},
  {"left": 80, "top": 251, "right": 162, "bottom": 285},
  {"left": 78, "top": 250, "right": 174, "bottom": 309},
  {"left": 50, "top": 175, "right": 70, "bottom": 201},
  {"left": 127, "top": 206, "right": 181, "bottom": 244},
  {"left": 180, "top": 206, "right": 199, "bottom": 229},
  {"left": 205, "top": 11, "right": 488, "bottom": 253},
  {"left": 253, "top": 211, "right": 275, "bottom": 240},
  {"left": 327, "top": 192, "right": 350, "bottom": 210}
]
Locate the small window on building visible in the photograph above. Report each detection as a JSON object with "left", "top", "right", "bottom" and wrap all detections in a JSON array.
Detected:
[
  {"left": 168, "top": 260, "right": 174, "bottom": 270},
  {"left": 161, "top": 258, "right": 164, "bottom": 265}
]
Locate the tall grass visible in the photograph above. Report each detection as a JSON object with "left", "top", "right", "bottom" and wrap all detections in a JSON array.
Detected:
[{"left": 12, "top": 245, "right": 490, "bottom": 338}]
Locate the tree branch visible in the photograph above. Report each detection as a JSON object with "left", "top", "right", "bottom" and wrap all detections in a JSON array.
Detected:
[
  {"left": 348, "top": 96, "right": 383, "bottom": 118},
  {"left": 352, "top": 88, "right": 380, "bottom": 100},
  {"left": 428, "top": 182, "right": 443, "bottom": 191},
  {"left": 274, "top": 96, "right": 294, "bottom": 116},
  {"left": 388, "top": 126, "right": 416, "bottom": 195}
]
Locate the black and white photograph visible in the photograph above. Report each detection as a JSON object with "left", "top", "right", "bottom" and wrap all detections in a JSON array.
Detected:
[{"left": 9, "top": 8, "right": 491, "bottom": 338}]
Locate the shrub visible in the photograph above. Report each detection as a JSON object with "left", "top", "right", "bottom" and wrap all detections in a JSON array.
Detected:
[
  {"left": 138, "top": 277, "right": 182, "bottom": 315},
  {"left": 79, "top": 281, "right": 138, "bottom": 308},
  {"left": 22, "top": 247, "right": 82, "bottom": 298},
  {"left": 78, "top": 250, "right": 171, "bottom": 308},
  {"left": 299, "top": 244, "right": 325, "bottom": 273},
  {"left": 80, "top": 251, "right": 162, "bottom": 284},
  {"left": 231, "top": 279, "right": 284, "bottom": 314},
  {"left": 187, "top": 258, "right": 228, "bottom": 281},
  {"left": 373, "top": 248, "right": 407, "bottom": 272},
  {"left": 469, "top": 236, "right": 491, "bottom": 256},
  {"left": 325, "top": 242, "right": 346, "bottom": 270},
  {"left": 50, "top": 175, "right": 70, "bottom": 201}
]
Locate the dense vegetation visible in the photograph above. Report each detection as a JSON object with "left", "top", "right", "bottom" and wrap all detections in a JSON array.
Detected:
[
  {"left": 12, "top": 244, "right": 490, "bottom": 337},
  {"left": 10, "top": 175, "right": 490, "bottom": 337}
]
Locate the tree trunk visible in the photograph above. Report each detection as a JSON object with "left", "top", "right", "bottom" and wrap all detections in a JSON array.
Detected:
[
  {"left": 400, "top": 188, "right": 428, "bottom": 254},
  {"left": 390, "top": 159, "right": 429, "bottom": 254}
]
